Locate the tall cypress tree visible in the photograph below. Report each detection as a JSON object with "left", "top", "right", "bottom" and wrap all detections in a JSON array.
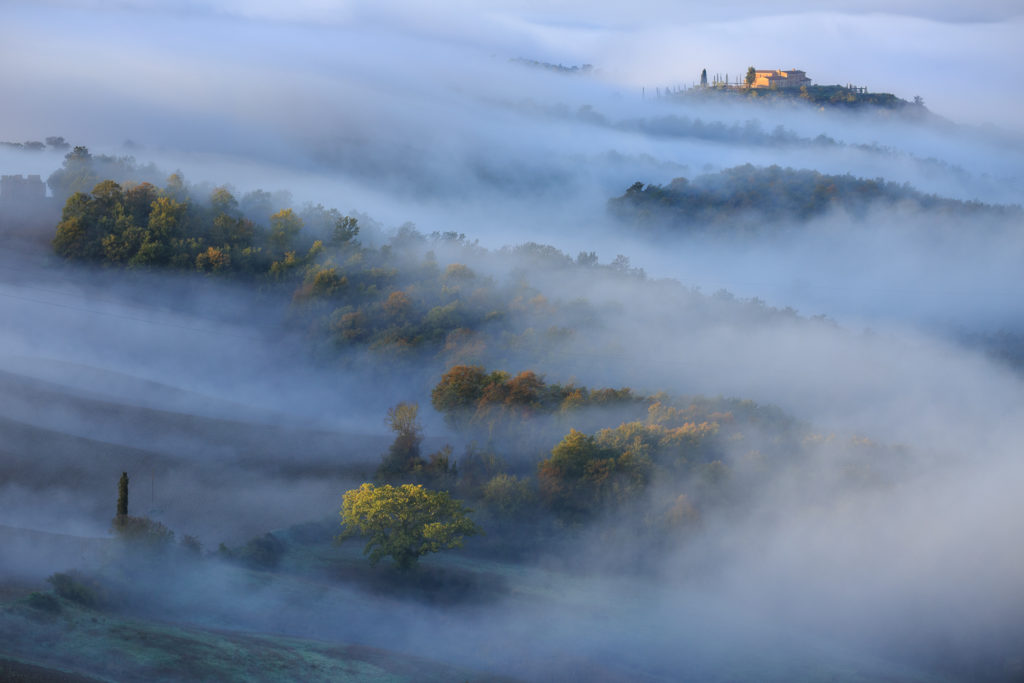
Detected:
[{"left": 117, "top": 472, "right": 129, "bottom": 518}]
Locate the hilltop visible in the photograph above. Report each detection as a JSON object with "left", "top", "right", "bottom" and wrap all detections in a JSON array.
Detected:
[
  {"left": 646, "top": 67, "right": 927, "bottom": 115},
  {"left": 608, "top": 164, "right": 1022, "bottom": 235},
  {"left": 674, "top": 84, "right": 921, "bottom": 111}
]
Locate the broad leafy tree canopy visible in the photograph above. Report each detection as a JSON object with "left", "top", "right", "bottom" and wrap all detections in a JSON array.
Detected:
[{"left": 339, "top": 483, "right": 480, "bottom": 570}]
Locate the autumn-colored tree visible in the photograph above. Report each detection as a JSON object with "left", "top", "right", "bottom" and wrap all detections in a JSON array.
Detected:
[
  {"left": 53, "top": 184, "right": 122, "bottom": 261},
  {"left": 504, "top": 371, "right": 544, "bottom": 412},
  {"left": 146, "top": 195, "right": 185, "bottom": 237},
  {"left": 333, "top": 309, "right": 368, "bottom": 341},
  {"left": 440, "top": 263, "right": 475, "bottom": 295},
  {"left": 52, "top": 215, "right": 91, "bottom": 260},
  {"left": 382, "top": 290, "right": 413, "bottom": 320},
  {"left": 123, "top": 182, "right": 158, "bottom": 227},
  {"left": 538, "top": 428, "right": 650, "bottom": 519},
  {"left": 306, "top": 265, "right": 345, "bottom": 297},
  {"left": 339, "top": 483, "right": 480, "bottom": 570},
  {"left": 388, "top": 402, "right": 420, "bottom": 438},
  {"left": 208, "top": 187, "right": 253, "bottom": 246},
  {"left": 377, "top": 402, "right": 424, "bottom": 480},
  {"left": 482, "top": 474, "right": 535, "bottom": 516},
  {"left": 210, "top": 213, "right": 255, "bottom": 247},
  {"left": 196, "top": 246, "right": 231, "bottom": 272},
  {"left": 539, "top": 429, "right": 608, "bottom": 517},
  {"left": 430, "top": 364, "right": 490, "bottom": 428},
  {"left": 102, "top": 225, "right": 146, "bottom": 264},
  {"left": 90, "top": 179, "right": 124, "bottom": 214},
  {"left": 90, "top": 181, "right": 134, "bottom": 257},
  {"left": 269, "top": 208, "right": 302, "bottom": 255},
  {"left": 432, "top": 365, "right": 641, "bottom": 441},
  {"left": 163, "top": 172, "right": 188, "bottom": 201},
  {"left": 209, "top": 186, "right": 239, "bottom": 217}
]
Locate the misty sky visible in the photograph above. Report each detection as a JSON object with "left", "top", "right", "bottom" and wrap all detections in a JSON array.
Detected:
[{"left": 3, "top": 0, "right": 1023, "bottom": 131}]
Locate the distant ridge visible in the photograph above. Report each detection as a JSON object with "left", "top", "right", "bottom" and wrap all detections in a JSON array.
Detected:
[{"left": 609, "top": 164, "right": 1023, "bottom": 234}]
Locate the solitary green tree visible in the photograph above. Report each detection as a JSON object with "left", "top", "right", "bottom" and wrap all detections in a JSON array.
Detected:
[
  {"left": 339, "top": 483, "right": 480, "bottom": 570},
  {"left": 700, "top": 68, "right": 708, "bottom": 87},
  {"left": 746, "top": 66, "right": 756, "bottom": 88}
]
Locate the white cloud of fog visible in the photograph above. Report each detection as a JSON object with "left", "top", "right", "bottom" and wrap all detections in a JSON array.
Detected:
[{"left": 3, "top": 0, "right": 1019, "bottom": 205}]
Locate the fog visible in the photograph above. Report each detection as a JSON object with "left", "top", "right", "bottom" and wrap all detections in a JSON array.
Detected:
[
  {"left": 4, "top": 0, "right": 1021, "bottom": 332},
  {"left": 1, "top": 0, "right": 1023, "bottom": 681}
]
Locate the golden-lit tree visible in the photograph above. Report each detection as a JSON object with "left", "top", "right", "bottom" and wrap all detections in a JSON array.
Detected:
[{"left": 339, "top": 483, "right": 479, "bottom": 570}]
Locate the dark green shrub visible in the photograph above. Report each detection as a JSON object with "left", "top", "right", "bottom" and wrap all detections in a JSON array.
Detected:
[
  {"left": 47, "top": 571, "right": 105, "bottom": 608},
  {"left": 25, "top": 591, "right": 61, "bottom": 614},
  {"left": 237, "top": 533, "right": 286, "bottom": 569},
  {"left": 111, "top": 515, "right": 175, "bottom": 549},
  {"left": 180, "top": 535, "right": 202, "bottom": 555}
]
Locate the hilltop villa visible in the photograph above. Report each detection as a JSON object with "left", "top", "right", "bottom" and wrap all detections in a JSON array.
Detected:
[{"left": 751, "top": 69, "right": 810, "bottom": 89}]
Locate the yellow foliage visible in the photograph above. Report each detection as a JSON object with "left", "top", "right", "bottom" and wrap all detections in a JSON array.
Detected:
[
  {"left": 195, "top": 246, "right": 231, "bottom": 273},
  {"left": 338, "top": 483, "right": 480, "bottom": 570}
]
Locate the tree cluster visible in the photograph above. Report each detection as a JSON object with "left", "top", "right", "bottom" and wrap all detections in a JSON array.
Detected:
[
  {"left": 53, "top": 169, "right": 836, "bottom": 375},
  {"left": 424, "top": 365, "right": 818, "bottom": 529},
  {"left": 510, "top": 58, "right": 594, "bottom": 74},
  {"left": 431, "top": 364, "right": 642, "bottom": 443},
  {"left": 46, "top": 146, "right": 163, "bottom": 202},
  {"left": 376, "top": 402, "right": 457, "bottom": 489},
  {"left": 51, "top": 171, "right": 344, "bottom": 276},
  {"left": 609, "top": 164, "right": 1020, "bottom": 234},
  {"left": 0, "top": 135, "right": 71, "bottom": 153},
  {"left": 797, "top": 84, "right": 906, "bottom": 108}
]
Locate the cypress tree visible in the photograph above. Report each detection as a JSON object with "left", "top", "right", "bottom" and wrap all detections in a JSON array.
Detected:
[{"left": 117, "top": 472, "right": 129, "bottom": 518}]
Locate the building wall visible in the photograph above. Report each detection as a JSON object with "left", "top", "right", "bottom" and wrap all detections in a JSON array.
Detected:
[
  {"left": 0, "top": 175, "right": 47, "bottom": 202},
  {"left": 0, "top": 174, "right": 58, "bottom": 230},
  {"left": 752, "top": 69, "right": 810, "bottom": 89}
]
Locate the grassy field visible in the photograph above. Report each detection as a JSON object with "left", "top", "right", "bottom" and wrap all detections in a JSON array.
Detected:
[
  {"left": 0, "top": 520, "right": 955, "bottom": 682},
  {"left": 0, "top": 590, "right": 509, "bottom": 682}
]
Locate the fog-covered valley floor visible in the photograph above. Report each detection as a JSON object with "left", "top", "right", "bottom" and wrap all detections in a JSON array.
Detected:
[{"left": 2, "top": 1, "right": 1023, "bottom": 681}]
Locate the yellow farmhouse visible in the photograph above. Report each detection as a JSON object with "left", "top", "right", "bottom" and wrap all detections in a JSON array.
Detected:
[{"left": 751, "top": 69, "right": 810, "bottom": 89}]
